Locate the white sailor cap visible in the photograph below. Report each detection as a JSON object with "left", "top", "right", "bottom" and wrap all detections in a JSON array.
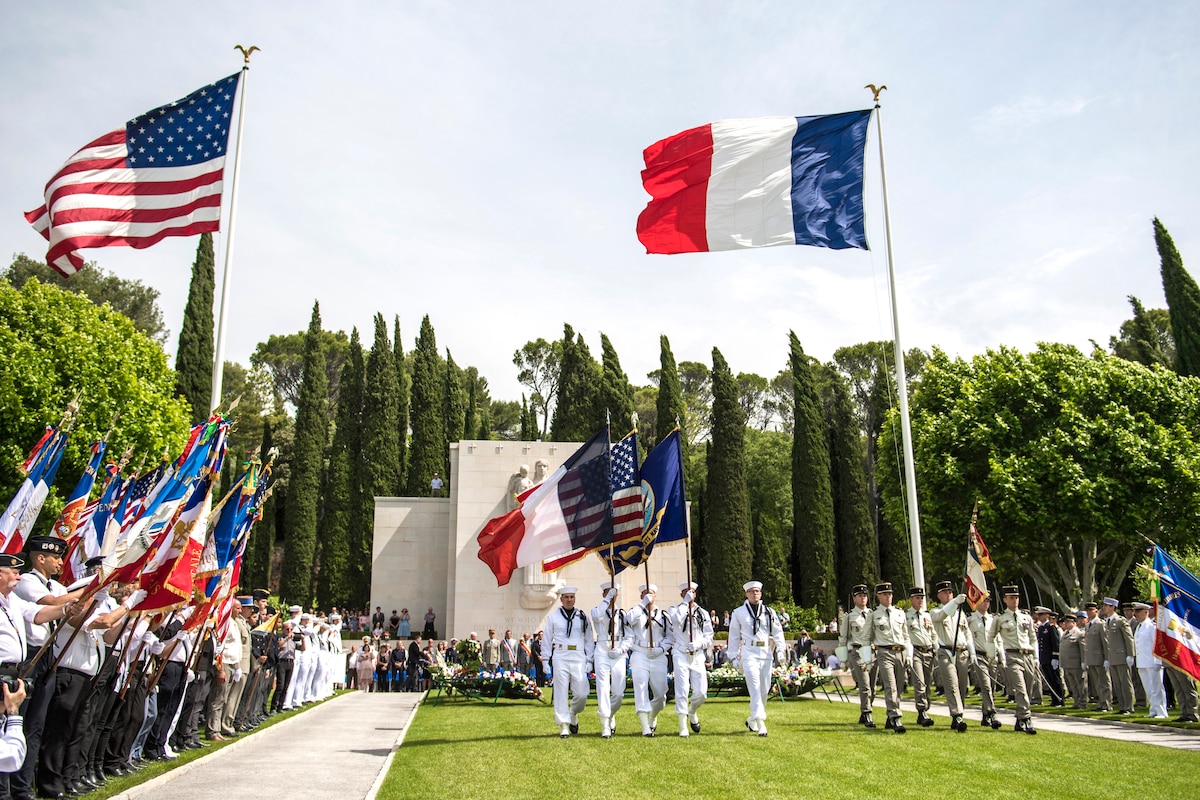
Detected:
[
  {"left": 679, "top": 581, "right": 698, "bottom": 592},
  {"left": 639, "top": 583, "right": 658, "bottom": 594},
  {"left": 600, "top": 581, "right": 619, "bottom": 592},
  {"left": 300, "top": 612, "right": 312, "bottom": 619},
  {"left": 558, "top": 586, "right": 578, "bottom": 595},
  {"left": 743, "top": 581, "right": 764, "bottom": 591},
  {"left": 288, "top": 605, "right": 302, "bottom": 613}
]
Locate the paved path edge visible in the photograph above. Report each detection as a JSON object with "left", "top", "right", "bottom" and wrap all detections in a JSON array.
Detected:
[
  {"left": 363, "top": 691, "right": 426, "bottom": 800},
  {"left": 108, "top": 692, "right": 355, "bottom": 800}
]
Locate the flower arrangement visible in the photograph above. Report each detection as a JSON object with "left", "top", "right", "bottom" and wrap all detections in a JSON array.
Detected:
[
  {"left": 455, "top": 638, "right": 483, "bottom": 671},
  {"left": 773, "top": 657, "right": 834, "bottom": 697},
  {"left": 434, "top": 665, "right": 544, "bottom": 701}
]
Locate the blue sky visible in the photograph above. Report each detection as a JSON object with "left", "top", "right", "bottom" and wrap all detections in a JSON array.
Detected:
[{"left": 3, "top": 3, "right": 1197, "bottom": 403}]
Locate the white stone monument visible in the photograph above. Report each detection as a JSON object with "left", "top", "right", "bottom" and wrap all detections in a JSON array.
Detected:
[{"left": 372, "top": 440, "right": 690, "bottom": 639}]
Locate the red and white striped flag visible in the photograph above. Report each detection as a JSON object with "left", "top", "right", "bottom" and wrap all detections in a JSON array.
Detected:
[{"left": 25, "top": 73, "right": 241, "bottom": 276}]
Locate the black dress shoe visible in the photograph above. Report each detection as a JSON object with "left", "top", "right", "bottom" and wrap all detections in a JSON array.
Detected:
[
  {"left": 689, "top": 719, "right": 700, "bottom": 733},
  {"left": 863, "top": 712, "right": 876, "bottom": 728},
  {"left": 568, "top": 723, "right": 579, "bottom": 735},
  {"left": 917, "top": 711, "right": 934, "bottom": 727}
]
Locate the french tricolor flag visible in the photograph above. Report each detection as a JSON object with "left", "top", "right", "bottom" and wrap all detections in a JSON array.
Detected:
[{"left": 636, "top": 110, "right": 873, "bottom": 254}]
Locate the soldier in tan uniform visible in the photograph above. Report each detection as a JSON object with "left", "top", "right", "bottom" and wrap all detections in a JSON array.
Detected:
[
  {"left": 1101, "top": 596, "right": 1135, "bottom": 714},
  {"left": 1082, "top": 601, "right": 1112, "bottom": 710},
  {"left": 871, "top": 582, "right": 910, "bottom": 733},
  {"left": 837, "top": 584, "right": 875, "bottom": 728},
  {"left": 967, "top": 595, "right": 1004, "bottom": 729},
  {"left": 929, "top": 581, "right": 974, "bottom": 732},
  {"left": 1059, "top": 612, "right": 1088, "bottom": 708},
  {"left": 988, "top": 584, "right": 1038, "bottom": 734},
  {"left": 905, "top": 587, "right": 936, "bottom": 727}
]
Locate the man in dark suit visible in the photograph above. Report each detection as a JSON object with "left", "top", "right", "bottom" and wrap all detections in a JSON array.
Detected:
[
  {"left": 1035, "top": 607, "right": 1063, "bottom": 705},
  {"left": 406, "top": 635, "right": 423, "bottom": 692}
]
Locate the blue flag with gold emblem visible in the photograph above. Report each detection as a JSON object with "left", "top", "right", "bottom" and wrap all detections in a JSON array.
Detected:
[{"left": 601, "top": 428, "right": 687, "bottom": 574}]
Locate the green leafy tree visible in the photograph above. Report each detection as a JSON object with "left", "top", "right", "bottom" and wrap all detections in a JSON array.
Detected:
[
  {"left": 240, "top": 418, "right": 276, "bottom": 592},
  {"left": 5, "top": 253, "right": 169, "bottom": 344},
  {"left": 513, "top": 338, "right": 561, "bottom": 439},
  {"left": 745, "top": 427, "right": 792, "bottom": 602},
  {"left": 393, "top": 316, "right": 410, "bottom": 492},
  {"left": 655, "top": 335, "right": 687, "bottom": 451},
  {"left": 405, "top": 315, "right": 445, "bottom": 496},
  {"left": 789, "top": 333, "right": 836, "bottom": 616},
  {"left": 363, "top": 315, "right": 402, "bottom": 498},
  {"left": 678, "top": 361, "right": 712, "bottom": 447},
  {"left": 443, "top": 350, "right": 466, "bottom": 450},
  {"left": 279, "top": 302, "right": 329, "bottom": 606},
  {"left": 738, "top": 372, "right": 772, "bottom": 431},
  {"left": 819, "top": 363, "right": 878, "bottom": 600},
  {"left": 550, "top": 324, "right": 602, "bottom": 441},
  {"left": 519, "top": 396, "right": 534, "bottom": 441},
  {"left": 319, "top": 328, "right": 364, "bottom": 609},
  {"left": 704, "top": 347, "right": 752, "bottom": 614},
  {"left": 1108, "top": 296, "right": 1174, "bottom": 369},
  {"left": 598, "top": 334, "right": 636, "bottom": 435},
  {"left": 250, "top": 329, "right": 350, "bottom": 415},
  {"left": 1157, "top": 218, "right": 1200, "bottom": 377},
  {"left": 879, "top": 343, "right": 1200, "bottom": 610},
  {"left": 173, "top": 234, "right": 215, "bottom": 422},
  {"left": 0, "top": 279, "right": 190, "bottom": 513}
]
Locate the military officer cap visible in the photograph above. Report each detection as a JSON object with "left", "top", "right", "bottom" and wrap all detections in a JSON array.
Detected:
[
  {"left": 84, "top": 555, "right": 104, "bottom": 568},
  {"left": 252, "top": 588, "right": 269, "bottom": 601},
  {"left": 1074, "top": 610, "right": 1087, "bottom": 619},
  {"left": 1121, "top": 603, "right": 1133, "bottom": 611},
  {"left": 1131, "top": 601, "right": 1152, "bottom": 610},
  {"left": 1001, "top": 584, "right": 1020, "bottom": 597},
  {"left": 1084, "top": 601, "right": 1098, "bottom": 610},
  {"left": 680, "top": 581, "right": 698, "bottom": 592},
  {"left": 1034, "top": 606, "right": 1051, "bottom": 614},
  {"left": 851, "top": 584, "right": 869, "bottom": 596},
  {"left": 909, "top": 586, "right": 925, "bottom": 597},
  {"left": 638, "top": 583, "right": 658, "bottom": 594},
  {"left": 1102, "top": 596, "right": 1119, "bottom": 608},
  {"left": 558, "top": 585, "right": 578, "bottom": 595},
  {"left": 933, "top": 580, "right": 955, "bottom": 594},
  {"left": 362, "top": 635, "right": 371, "bottom": 643},
  {"left": 599, "top": 580, "right": 619, "bottom": 592},
  {"left": 743, "top": 581, "right": 763, "bottom": 591},
  {"left": 238, "top": 596, "right": 253, "bottom": 606},
  {"left": 875, "top": 582, "right": 893, "bottom": 593},
  {"left": 1057, "top": 614, "right": 1070, "bottom": 623},
  {"left": 0, "top": 554, "right": 25, "bottom": 569},
  {"left": 27, "top": 535, "right": 67, "bottom": 556}
]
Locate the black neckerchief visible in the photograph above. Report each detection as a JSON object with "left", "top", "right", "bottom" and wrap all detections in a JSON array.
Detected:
[
  {"left": 562, "top": 606, "right": 586, "bottom": 637},
  {"left": 608, "top": 608, "right": 625, "bottom": 637},
  {"left": 747, "top": 601, "right": 770, "bottom": 636}
]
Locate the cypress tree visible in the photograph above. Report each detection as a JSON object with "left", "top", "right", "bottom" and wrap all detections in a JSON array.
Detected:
[
  {"left": 241, "top": 418, "right": 276, "bottom": 591},
  {"left": 317, "top": 328, "right": 364, "bottom": 609},
  {"left": 279, "top": 302, "right": 329, "bottom": 606},
  {"left": 363, "top": 315, "right": 402, "bottom": 496},
  {"left": 1156, "top": 218, "right": 1200, "bottom": 376},
  {"left": 464, "top": 375, "right": 478, "bottom": 443},
  {"left": 705, "top": 347, "right": 752, "bottom": 614},
  {"left": 174, "top": 233, "right": 215, "bottom": 422},
  {"left": 655, "top": 335, "right": 687, "bottom": 450},
  {"left": 598, "top": 333, "right": 636, "bottom": 434},
  {"left": 519, "top": 395, "right": 534, "bottom": 441},
  {"left": 405, "top": 315, "right": 445, "bottom": 495},
  {"left": 444, "top": 350, "right": 466, "bottom": 447},
  {"left": 551, "top": 324, "right": 602, "bottom": 441},
  {"left": 393, "top": 316, "right": 410, "bottom": 492},
  {"left": 789, "top": 332, "right": 836, "bottom": 616},
  {"left": 823, "top": 368, "right": 878, "bottom": 601}
]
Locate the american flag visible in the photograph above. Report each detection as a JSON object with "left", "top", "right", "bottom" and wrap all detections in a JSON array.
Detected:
[
  {"left": 610, "top": 433, "right": 643, "bottom": 541},
  {"left": 26, "top": 73, "right": 241, "bottom": 276},
  {"left": 557, "top": 440, "right": 612, "bottom": 551}
]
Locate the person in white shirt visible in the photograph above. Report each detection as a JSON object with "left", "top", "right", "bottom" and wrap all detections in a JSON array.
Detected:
[
  {"left": 627, "top": 584, "right": 673, "bottom": 737},
  {"left": 667, "top": 581, "right": 713, "bottom": 737},
  {"left": 726, "top": 580, "right": 785, "bottom": 736},
  {"left": 0, "top": 681, "right": 28, "bottom": 773},
  {"left": 1132, "top": 602, "right": 1168, "bottom": 718},
  {"left": 589, "top": 582, "right": 629, "bottom": 739},
  {"left": 543, "top": 586, "right": 593, "bottom": 738}
]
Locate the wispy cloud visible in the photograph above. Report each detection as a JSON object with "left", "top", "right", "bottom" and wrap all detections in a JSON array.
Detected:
[{"left": 973, "top": 96, "right": 1093, "bottom": 139}]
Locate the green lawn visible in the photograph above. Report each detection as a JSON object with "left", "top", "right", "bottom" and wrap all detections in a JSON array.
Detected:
[{"left": 383, "top": 692, "right": 1200, "bottom": 800}]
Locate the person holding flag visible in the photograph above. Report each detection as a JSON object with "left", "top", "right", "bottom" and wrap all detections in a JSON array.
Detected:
[
  {"left": 588, "top": 581, "right": 628, "bottom": 739},
  {"left": 627, "top": 584, "right": 672, "bottom": 737},
  {"left": 727, "top": 580, "right": 785, "bottom": 737},
  {"left": 667, "top": 581, "right": 713, "bottom": 737},
  {"left": 929, "top": 581, "right": 975, "bottom": 732}
]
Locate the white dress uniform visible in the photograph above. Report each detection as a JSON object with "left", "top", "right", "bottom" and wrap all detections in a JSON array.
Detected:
[
  {"left": 627, "top": 588, "right": 673, "bottom": 736},
  {"left": 544, "top": 589, "right": 594, "bottom": 736},
  {"left": 667, "top": 584, "right": 714, "bottom": 736},
  {"left": 589, "top": 585, "right": 629, "bottom": 737},
  {"left": 727, "top": 591, "right": 785, "bottom": 735},
  {"left": 14, "top": 570, "right": 66, "bottom": 652},
  {"left": 1132, "top": 604, "right": 1167, "bottom": 718},
  {"left": 282, "top": 614, "right": 310, "bottom": 709}
]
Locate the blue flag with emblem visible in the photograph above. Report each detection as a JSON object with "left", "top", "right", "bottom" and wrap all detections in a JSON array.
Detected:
[{"left": 602, "top": 428, "right": 687, "bottom": 574}]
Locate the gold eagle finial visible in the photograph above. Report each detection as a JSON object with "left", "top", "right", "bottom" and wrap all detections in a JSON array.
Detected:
[
  {"left": 865, "top": 83, "right": 887, "bottom": 103},
  {"left": 234, "top": 45, "right": 261, "bottom": 64}
]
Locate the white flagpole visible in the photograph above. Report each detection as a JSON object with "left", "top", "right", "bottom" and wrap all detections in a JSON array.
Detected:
[
  {"left": 868, "top": 85, "right": 926, "bottom": 590},
  {"left": 210, "top": 46, "right": 259, "bottom": 412}
]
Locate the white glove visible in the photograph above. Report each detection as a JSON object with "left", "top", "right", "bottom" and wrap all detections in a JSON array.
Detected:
[
  {"left": 186, "top": 669, "right": 196, "bottom": 683},
  {"left": 123, "top": 589, "right": 148, "bottom": 609},
  {"left": 1126, "top": 656, "right": 1134, "bottom": 668},
  {"left": 954, "top": 593, "right": 967, "bottom": 605},
  {"left": 603, "top": 589, "right": 617, "bottom": 602},
  {"left": 232, "top": 667, "right": 243, "bottom": 683},
  {"left": 609, "top": 647, "right": 624, "bottom": 659},
  {"left": 684, "top": 590, "right": 695, "bottom": 604},
  {"left": 834, "top": 646, "right": 848, "bottom": 662},
  {"left": 1051, "top": 658, "right": 1059, "bottom": 670},
  {"left": 1103, "top": 660, "right": 1110, "bottom": 670},
  {"left": 858, "top": 645, "right": 874, "bottom": 666},
  {"left": 732, "top": 657, "right": 743, "bottom": 672},
  {"left": 904, "top": 642, "right": 914, "bottom": 662},
  {"left": 640, "top": 595, "right": 652, "bottom": 609},
  {"left": 651, "top": 646, "right": 664, "bottom": 657}
]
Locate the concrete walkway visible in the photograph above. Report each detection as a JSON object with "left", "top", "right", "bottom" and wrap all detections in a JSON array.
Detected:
[
  {"left": 112, "top": 691, "right": 425, "bottom": 800},
  {"left": 822, "top": 686, "right": 1200, "bottom": 750}
]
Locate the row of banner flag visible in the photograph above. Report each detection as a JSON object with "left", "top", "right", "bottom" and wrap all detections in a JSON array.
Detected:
[
  {"left": 475, "top": 427, "right": 688, "bottom": 586},
  {"left": 0, "top": 410, "right": 271, "bottom": 644}
]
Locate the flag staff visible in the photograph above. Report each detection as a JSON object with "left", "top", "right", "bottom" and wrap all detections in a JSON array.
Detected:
[
  {"left": 867, "top": 84, "right": 926, "bottom": 590},
  {"left": 210, "top": 45, "right": 259, "bottom": 411}
]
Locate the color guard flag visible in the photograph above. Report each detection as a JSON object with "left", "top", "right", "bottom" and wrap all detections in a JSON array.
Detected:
[
  {"left": 964, "top": 520, "right": 995, "bottom": 611},
  {"left": 26, "top": 73, "right": 241, "bottom": 276},
  {"left": 1152, "top": 545, "right": 1200, "bottom": 681},
  {"left": 602, "top": 429, "right": 688, "bottom": 574},
  {"left": 637, "top": 110, "right": 872, "bottom": 254}
]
